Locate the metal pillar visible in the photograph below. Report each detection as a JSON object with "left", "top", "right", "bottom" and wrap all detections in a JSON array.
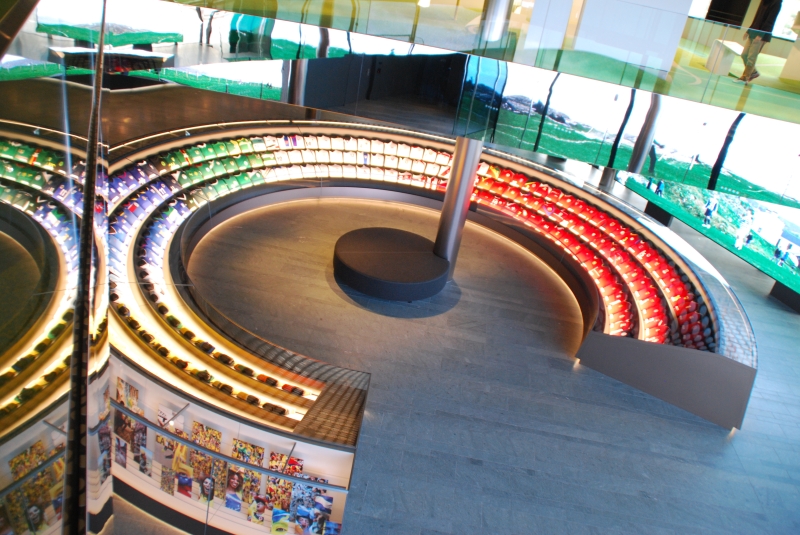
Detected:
[
  {"left": 318, "top": 27, "right": 330, "bottom": 58},
  {"left": 480, "top": 0, "right": 513, "bottom": 42},
  {"left": 598, "top": 166, "right": 617, "bottom": 192},
  {"left": 63, "top": 1, "right": 107, "bottom": 533},
  {"left": 627, "top": 92, "right": 662, "bottom": 174},
  {"left": 281, "top": 59, "right": 308, "bottom": 106},
  {"left": 433, "top": 136, "right": 484, "bottom": 279}
]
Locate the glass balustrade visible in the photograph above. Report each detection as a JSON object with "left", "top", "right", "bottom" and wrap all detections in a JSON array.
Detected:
[
  {"left": 156, "top": 0, "right": 800, "bottom": 123},
  {"left": 0, "top": 0, "right": 796, "bottom": 533}
]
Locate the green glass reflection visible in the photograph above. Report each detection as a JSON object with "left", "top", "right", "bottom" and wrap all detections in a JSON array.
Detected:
[
  {"left": 625, "top": 174, "right": 800, "bottom": 293},
  {"left": 166, "top": 0, "right": 800, "bottom": 125}
]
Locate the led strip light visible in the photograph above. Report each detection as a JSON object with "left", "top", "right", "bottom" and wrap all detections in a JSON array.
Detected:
[
  {"left": 0, "top": 137, "right": 107, "bottom": 427},
  {"left": 103, "top": 127, "right": 719, "bottom": 429}
]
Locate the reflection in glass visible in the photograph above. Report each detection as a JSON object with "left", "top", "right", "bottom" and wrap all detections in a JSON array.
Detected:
[{"left": 159, "top": 0, "right": 800, "bottom": 124}]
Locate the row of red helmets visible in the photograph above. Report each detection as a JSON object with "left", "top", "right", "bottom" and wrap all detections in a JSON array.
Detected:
[
  {"left": 473, "top": 187, "right": 635, "bottom": 338},
  {"left": 472, "top": 165, "right": 711, "bottom": 349},
  {"left": 475, "top": 168, "right": 666, "bottom": 341}
]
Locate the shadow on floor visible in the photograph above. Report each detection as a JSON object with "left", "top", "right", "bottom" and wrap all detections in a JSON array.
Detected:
[{"left": 330, "top": 270, "right": 462, "bottom": 318}]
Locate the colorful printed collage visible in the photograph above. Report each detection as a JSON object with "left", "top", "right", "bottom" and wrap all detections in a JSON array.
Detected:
[
  {"left": 107, "top": 392, "right": 344, "bottom": 532},
  {"left": 3, "top": 440, "right": 64, "bottom": 534},
  {"left": 113, "top": 379, "right": 147, "bottom": 472},
  {"left": 191, "top": 422, "right": 224, "bottom": 502},
  {"left": 226, "top": 438, "right": 264, "bottom": 513}
]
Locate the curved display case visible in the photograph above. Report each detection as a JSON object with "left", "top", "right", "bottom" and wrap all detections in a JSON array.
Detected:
[
  {"left": 0, "top": 117, "right": 753, "bottom": 535},
  {"left": 110, "top": 123, "right": 725, "bottom": 344},
  {"left": 0, "top": 132, "right": 108, "bottom": 438},
  {"left": 107, "top": 121, "right": 756, "bottom": 437},
  {"left": 0, "top": 122, "right": 759, "bottom": 535},
  {"left": 0, "top": 128, "right": 108, "bottom": 535}
]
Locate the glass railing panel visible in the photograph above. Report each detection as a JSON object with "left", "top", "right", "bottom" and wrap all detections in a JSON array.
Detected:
[
  {"left": 160, "top": 0, "right": 800, "bottom": 125},
  {"left": 47, "top": 1, "right": 789, "bottom": 211},
  {"left": 1, "top": 0, "right": 111, "bottom": 532},
  {"left": 26, "top": 0, "right": 791, "bottom": 205},
  {"left": 0, "top": 7, "right": 86, "bottom": 441},
  {"left": 55, "top": 0, "right": 796, "bottom": 309},
  {"left": 95, "top": 32, "right": 800, "bottom": 307}
]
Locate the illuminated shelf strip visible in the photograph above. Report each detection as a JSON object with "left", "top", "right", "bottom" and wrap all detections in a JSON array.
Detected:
[
  {"left": 107, "top": 128, "right": 718, "bottom": 424},
  {"left": 0, "top": 134, "right": 109, "bottom": 425}
]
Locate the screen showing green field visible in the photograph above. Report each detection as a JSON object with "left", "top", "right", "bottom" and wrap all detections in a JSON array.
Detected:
[{"left": 626, "top": 174, "right": 800, "bottom": 294}]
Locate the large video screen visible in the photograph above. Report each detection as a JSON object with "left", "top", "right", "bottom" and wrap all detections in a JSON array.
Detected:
[
  {"left": 626, "top": 174, "right": 800, "bottom": 293},
  {"left": 496, "top": 62, "right": 800, "bottom": 208},
  {"left": 492, "top": 61, "right": 800, "bottom": 293}
]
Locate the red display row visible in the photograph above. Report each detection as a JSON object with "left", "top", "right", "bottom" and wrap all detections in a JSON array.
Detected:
[{"left": 471, "top": 163, "right": 714, "bottom": 350}]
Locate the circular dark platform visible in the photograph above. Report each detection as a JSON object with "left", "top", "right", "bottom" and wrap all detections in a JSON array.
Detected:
[{"left": 333, "top": 227, "right": 450, "bottom": 301}]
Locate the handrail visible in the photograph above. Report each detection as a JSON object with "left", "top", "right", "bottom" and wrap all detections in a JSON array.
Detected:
[{"left": 0, "top": 119, "right": 90, "bottom": 143}]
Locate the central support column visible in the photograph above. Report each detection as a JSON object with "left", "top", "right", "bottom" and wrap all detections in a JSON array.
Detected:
[
  {"left": 332, "top": 136, "right": 482, "bottom": 301},
  {"left": 434, "top": 136, "right": 484, "bottom": 279},
  {"left": 627, "top": 92, "right": 662, "bottom": 174},
  {"left": 281, "top": 59, "right": 308, "bottom": 106}
]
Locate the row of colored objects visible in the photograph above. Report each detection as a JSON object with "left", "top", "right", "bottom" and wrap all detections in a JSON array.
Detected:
[
  {"left": 109, "top": 134, "right": 455, "bottom": 208},
  {"left": 0, "top": 135, "right": 110, "bottom": 426},
  {"left": 0, "top": 137, "right": 102, "bottom": 194},
  {"left": 0, "top": 181, "right": 78, "bottom": 420},
  {"left": 473, "top": 163, "right": 715, "bottom": 350},
  {"left": 0, "top": 138, "right": 71, "bottom": 176},
  {"left": 108, "top": 130, "right": 717, "bottom": 372},
  {"left": 108, "top": 168, "right": 317, "bottom": 425}
]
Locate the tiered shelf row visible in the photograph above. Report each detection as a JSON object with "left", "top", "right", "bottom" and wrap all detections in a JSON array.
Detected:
[
  {"left": 472, "top": 165, "right": 715, "bottom": 350},
  {"left": 0, "top": 136, "right": 108, "bottom": 429},
  {"left": 110, "top": 130, "right": 715, "bottom": 358},
  {"left": 109, "top": 155, "right": 329, "bottom": 431},
  {"left": 0, "top": 185, "right": 76, "bottom": 421}
]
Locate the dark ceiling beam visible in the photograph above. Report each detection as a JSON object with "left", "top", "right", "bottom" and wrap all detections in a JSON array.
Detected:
[{"left": 0, "top": 0, "right": 39, "bottom": 59}]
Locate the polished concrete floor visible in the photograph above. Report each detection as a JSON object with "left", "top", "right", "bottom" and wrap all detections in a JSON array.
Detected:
[
  {"left": 173, "top": 197, "right": 800, "bottom": 534},
  {"left": 0, "top": 231, "right": 39, "bottom": 350}
]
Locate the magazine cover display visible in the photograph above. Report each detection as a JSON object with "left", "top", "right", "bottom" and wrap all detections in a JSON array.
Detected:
[
  {"left": 100, "top": 368, "right": 349, "bottom": 533},
  {"left": 267, "top": 452, "right": 299, "bottom": 512},
  {"left": 228, "top": 439, "right": 264, "bottom": 512},
  {"left": 191, "top": 422, "right": 224, "bottom": 502},
  {"left": 154, "top": 404, "right": 187, "bottom": 496},
  {"left": 113, "top": 379, "right": 148, "bottom": 474}
]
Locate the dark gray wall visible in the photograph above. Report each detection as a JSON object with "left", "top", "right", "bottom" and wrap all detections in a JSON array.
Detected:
[
  {"left": 304, "top": 53, "right": 466, "bottom": 110},
  {"left": 576, "top": 331, "right": 757, "bottom": 429},
  {"left": 304, "top": 55, "right": 367, "bottom": 109}
]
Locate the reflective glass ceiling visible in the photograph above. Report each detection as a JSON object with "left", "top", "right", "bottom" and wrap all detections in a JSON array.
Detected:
[{"left": 166, "top": 0, "right": 800, "bottom": 124}]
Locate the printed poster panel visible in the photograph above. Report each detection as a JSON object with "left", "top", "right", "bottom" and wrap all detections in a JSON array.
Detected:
[{"left": 266, "top": 452, "right": 303, "bottom": 512}]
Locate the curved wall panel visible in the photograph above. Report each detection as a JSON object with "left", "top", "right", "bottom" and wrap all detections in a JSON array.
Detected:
[{"left": 100, "top": 120, "right": 759, "bottom": 534}]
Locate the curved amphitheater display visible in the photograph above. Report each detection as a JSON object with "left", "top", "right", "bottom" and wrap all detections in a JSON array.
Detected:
[{"left": 0, "top": 122, "right": 757, "bottom": 535}]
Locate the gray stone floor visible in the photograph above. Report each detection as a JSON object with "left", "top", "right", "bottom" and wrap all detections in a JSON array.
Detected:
[
  {"left": 118, "top": 196, "right": 800, "bottom": 534},
  {"left": 0, "top": 231, "right": 39, "bottom": 334}
]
